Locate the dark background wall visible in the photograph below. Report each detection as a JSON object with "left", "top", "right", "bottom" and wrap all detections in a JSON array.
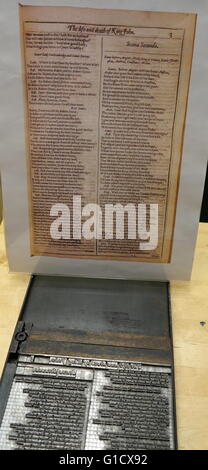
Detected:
[{"left": 200, "top": 163, "right": 208, "bottom": 222}]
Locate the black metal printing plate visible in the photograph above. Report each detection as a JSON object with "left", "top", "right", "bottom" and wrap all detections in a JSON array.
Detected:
[
  {"left": 0, "top": 355, "right": 174, "bottom": 450},
  {"left": 0, "top": 276, "right": 176, "bottom": 449}
]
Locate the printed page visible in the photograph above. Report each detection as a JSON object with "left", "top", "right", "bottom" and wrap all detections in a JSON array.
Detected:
[{"left": 19, "top": 5, "right": 196, "bottom": 262}]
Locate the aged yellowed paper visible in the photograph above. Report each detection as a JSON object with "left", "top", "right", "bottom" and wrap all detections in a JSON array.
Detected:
[{"left": 19, "top": 5, "right": 196, "bottom": 263}]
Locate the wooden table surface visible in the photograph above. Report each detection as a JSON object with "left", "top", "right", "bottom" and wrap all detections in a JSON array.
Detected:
[{"left": 0, "top": 221, "right": 208, "bottom": 449}]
